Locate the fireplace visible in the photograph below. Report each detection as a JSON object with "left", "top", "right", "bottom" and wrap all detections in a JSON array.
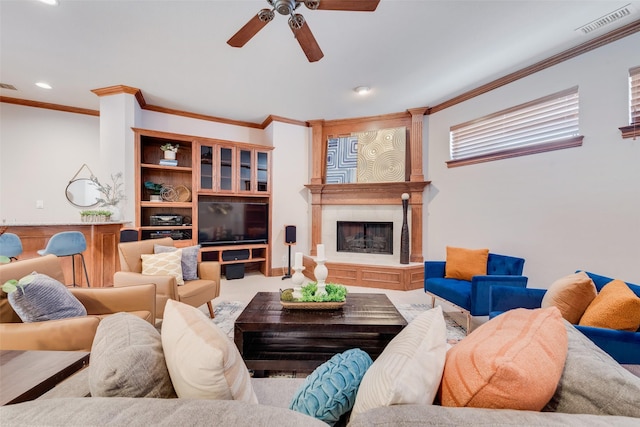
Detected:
[{"left": 336, "top": 221, "right": 393, "bottom": 255}]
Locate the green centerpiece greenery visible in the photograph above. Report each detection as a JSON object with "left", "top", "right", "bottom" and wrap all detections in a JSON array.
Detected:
[{"left": 281, "top": 282, "right": 347, "bottom": 303}]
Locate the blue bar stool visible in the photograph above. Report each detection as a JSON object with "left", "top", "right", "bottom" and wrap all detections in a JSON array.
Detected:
[
  {"left": 38, "top": 231, "right": 90, "bottom": 287},
  {"left": 0, "top": 233, "right": 23, "bottom": 261}
]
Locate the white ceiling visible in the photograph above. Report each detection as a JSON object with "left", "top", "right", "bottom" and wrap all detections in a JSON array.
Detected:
[{"left": 1, "top": 0, "right": 639, "bottom": 124}]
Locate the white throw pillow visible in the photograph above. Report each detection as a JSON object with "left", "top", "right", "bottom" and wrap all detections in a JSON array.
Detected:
[
  {"left": 161, "top": 299, "right": 258, "bottom": 403},
  {"left": 141, "top": 249, "right": 184, "bottom": 285},
  {"left": 351, "top": 306, "right": 447, "bottom": 419}
]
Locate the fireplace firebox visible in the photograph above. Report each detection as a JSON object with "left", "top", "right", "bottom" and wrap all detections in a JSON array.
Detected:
[{"left": 336, "top": 221, "right": 393, "bottom": 255}]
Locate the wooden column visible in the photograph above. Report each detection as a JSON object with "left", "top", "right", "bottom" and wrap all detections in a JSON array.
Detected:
[
  {"left": 407, "top": 107, "right": 428, "bottom": 183},
  {"left": 308, "top": 120, "right": 325, "bottom": 186}
]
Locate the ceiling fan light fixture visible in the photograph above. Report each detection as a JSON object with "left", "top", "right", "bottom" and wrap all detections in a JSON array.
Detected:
[
  {"left": 35, "top": 82, "right": 52, "bottom": 89},
  {"left": 354, "top": 86, "right": 371, "bottom": 95}
]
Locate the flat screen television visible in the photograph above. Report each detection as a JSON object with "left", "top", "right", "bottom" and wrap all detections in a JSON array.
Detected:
[{"left": 198, "top": 199, "right": 268, "bottom": 246}]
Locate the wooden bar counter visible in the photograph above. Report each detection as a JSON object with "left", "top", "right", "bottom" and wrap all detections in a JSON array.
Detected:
[{"left": 5, "top": 222, "right": 126, "bottom": 287}]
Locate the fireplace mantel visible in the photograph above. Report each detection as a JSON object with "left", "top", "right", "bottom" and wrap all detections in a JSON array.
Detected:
[{"left": 305, "top": 181, "right": 429, "bottom": 206}]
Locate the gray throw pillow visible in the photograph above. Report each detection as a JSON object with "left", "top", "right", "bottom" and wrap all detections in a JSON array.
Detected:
[
  {"left": 8, "top": 272, "right": 87, "bottom": 322},
  {"left": 154, "top": 244, "right": 200, "bottom": 281},
  {"left": 544, "top": 320, "right": 640, "bottom": 416},
  {"left": 89, "top": 312, "right": 176, "bottom": 398}
]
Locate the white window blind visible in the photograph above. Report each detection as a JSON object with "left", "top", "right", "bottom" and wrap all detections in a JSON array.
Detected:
[
  {"left": 450, "top": 86, "right": 580, "bottom": 163},
  {"left": 630, "top": 66, "right": 640, "bottom": 124}
]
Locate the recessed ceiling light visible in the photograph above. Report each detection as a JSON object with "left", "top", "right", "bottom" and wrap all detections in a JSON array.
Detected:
[
  {"left": 38, "top": 0, "right": 59, "bottom": 5},
  {"left": 354, "top": 86, "right": 371, "bottom": 95},
  {"left": 35, "top": 82, "right": 52, "bottom": 89}
]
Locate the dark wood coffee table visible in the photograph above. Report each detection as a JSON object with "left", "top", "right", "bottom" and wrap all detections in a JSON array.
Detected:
[
  {"left": 0, "top": 350, "right": 90, "bottom": 405},
  {"left": 234, "top": 292, "right": 407, "bottom": 377}
]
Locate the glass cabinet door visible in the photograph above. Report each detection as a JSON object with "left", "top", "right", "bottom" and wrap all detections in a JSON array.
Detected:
[
  {"left": 256, "top": 151, "right": 269, "bottom": 192},
  {"left": 200, "top": 145, "right": 213, "bottom": 190},
  {"left": 219, "top": 147, "right": 234, "bottom": 191},
  {"left": 239, "top": 149, "right": 252, "bottom": 192}
]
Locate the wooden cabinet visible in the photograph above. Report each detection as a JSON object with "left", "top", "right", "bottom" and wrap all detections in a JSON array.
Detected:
[
  {"left": 134, "top": 129, "right": 195, "bottom": 247},
  {"left": 133, "top": 129, "right": 274, "bottom": 275},
  {"left": 197, "top": 141, "right": 272, "bottom": 196}
]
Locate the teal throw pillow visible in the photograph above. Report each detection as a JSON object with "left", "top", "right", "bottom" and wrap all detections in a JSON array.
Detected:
[
  {"left": 289, "top": 348, "right": 373, "bottom": 425},
  {"left": 8, "top": 272, "right": 87, "bottom": 322},
  {"left": 154, "top": 244, "right": 200, "bottom": 281}
]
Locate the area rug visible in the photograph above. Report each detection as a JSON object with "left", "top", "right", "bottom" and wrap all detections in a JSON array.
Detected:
[{"left": 212, "top": 301, "right": 467, "bottom": 345}]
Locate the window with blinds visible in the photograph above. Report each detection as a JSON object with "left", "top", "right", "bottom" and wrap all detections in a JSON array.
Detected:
[
  {"left": 630, "top": 66, "right": 640, "bottom": 124},
  {"left": 448, "top": 86, "right": 583, "bottom": 167}
]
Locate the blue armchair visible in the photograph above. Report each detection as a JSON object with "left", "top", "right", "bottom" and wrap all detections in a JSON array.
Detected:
[
  {"left": 490, "top": 271, "right": 640, "bottom": 364},
  {"left": 424, "top": 253, "right": 528, "bottom": 332}
]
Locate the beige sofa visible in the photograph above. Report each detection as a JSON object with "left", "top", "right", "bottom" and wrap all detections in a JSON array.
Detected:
[
  {"left": 2, "top": 312, "right": 639, "bottom": 426},
  {"left": 0, "top": 255, "right": 156, "bottom": 351}
]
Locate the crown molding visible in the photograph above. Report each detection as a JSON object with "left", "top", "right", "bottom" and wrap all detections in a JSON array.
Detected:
[
  {"left": 429, "top": 18, "right": 640, "bottom": 114},
  {"left": 0, "top": 96, "right": 99, "bottom": 116}
]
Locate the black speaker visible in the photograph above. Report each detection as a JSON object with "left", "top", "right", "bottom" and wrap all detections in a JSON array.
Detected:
[
  {"left": 285, "top": 225, "right": 296, "bottom": 244},
  {"left": 222, "top": 249, "right": 250, "bottom": 262}
]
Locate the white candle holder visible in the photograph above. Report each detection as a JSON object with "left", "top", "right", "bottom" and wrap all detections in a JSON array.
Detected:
[
  {"left": 314, "top": 259, "right": 328, "bottom": 295},
  {"left": 291, "top": 266, "right": 305, "bottom": 299}
]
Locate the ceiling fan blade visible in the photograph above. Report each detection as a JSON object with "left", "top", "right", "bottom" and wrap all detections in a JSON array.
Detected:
[
  {"left": 314, "top": 0, "right": 380, "bottom": 12},
  {"left": 227, "top": 12, "right": 271, "bottom": 48},
  {"left": 291, "top": 19, "right": 324, "bottom": 62}
]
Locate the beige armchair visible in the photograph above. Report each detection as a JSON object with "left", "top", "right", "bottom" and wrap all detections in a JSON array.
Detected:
[
  {"left": 0, "top": 254, "right": 156, "bottom": 351},
  {"left": 114, "top": 238, "right": 220, "bottom": 319}
]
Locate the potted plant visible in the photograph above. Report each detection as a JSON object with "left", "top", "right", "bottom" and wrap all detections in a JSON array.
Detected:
[
  {"left": 160, "top": 143, "right": 179, "bottom": 160},
  {"left": 144, "top": 181, "right": 164, "bottom": 202},
  {"left": 80, "top": 210, "right": 112, "bottom": 222}
]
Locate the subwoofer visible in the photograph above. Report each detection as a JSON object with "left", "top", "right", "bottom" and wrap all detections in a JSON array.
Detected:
[{"left": 285, "top": 225, "right": 296, "bottom": 244}]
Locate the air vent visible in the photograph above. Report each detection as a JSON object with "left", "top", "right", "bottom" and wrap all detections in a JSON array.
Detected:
[
  {"left": 0, "top": 83, "right": 17, "bottom": 90},
  {"left": 576, "top": 4, "right": 635, "bottom": 34}
]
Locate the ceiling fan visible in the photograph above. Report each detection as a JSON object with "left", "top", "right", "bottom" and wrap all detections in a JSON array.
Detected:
[{"left": 227, "top": 0, "right": 381, "bottom": 62}]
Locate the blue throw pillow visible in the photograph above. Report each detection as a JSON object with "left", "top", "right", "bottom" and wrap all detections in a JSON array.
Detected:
[
  {"left": 8, "top": 273, "right": 87, "bottom": 322},
  {"left": 154, "top": 244, "right": 200, "bottom": 281},
  {"left": 289, "top": 348, "right": 373, "bottom": 425}
]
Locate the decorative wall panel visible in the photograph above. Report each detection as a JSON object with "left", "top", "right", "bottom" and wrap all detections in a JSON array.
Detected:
[
  {"left": 354, "top": 127, "right": 406, "bottom": 183},
  {"left": 326, "top": 136, "right": 358, "bottom": 184}
]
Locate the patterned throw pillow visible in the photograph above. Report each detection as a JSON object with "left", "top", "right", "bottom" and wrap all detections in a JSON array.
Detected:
[
  {"left": 441, "top": 307, "right": 567, "bottom": 411},
  {"left": 444, "top": 246, "right": 489, "bottom": 281},
  {"left": 89, "top": 312, "right": 176, "bottom": 398},
  {"left": 351, "top": 306, "right": 447, "bottom": 419},
  {"left": 154, "top": 244, "right": 200, "bottom": 281},
  {"left": 161, "top": 300, "right": 258, "bottom": 402},
  {"left": 8, "top": 272, "right": 87, "bottom": 322},
  {"left": 289, "top": 348, "right": 372, "bottom": 425},
  {"left": 141, "top": 249, "right": 184, "bottom": 285}
]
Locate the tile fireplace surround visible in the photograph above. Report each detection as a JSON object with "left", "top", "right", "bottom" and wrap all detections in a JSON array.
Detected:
[{"left": 303, "top": 182, "right": 428, "bottom": 291}]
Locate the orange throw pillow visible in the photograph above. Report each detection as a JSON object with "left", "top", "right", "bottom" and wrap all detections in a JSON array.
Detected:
[
  {"left": 579, "top": 279, "right": 640, "bottom": 332},
  {"left": 444, "top": 247, "right": 489, "bottom": 281},
  {"left": 441, "top": 307, "right": 568, "bottom": 411},
  {"left": 541, "top": 271, "right": 597, "bottom": 324}
]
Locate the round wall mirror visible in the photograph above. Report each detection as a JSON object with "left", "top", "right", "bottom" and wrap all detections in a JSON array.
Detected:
[{"left": 66, "top": 179, "right": 101, "bottom": 208}]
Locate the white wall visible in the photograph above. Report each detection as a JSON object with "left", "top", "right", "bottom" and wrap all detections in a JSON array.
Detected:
[
  {"left": 0, "top": 103, "right": 100, "bottom": 223},
  {"left": 269, "top": 121, "right": 311, "bottom": 271},
  {"left": 425, "top": 32, "right": 640, "bottom": 286}
]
